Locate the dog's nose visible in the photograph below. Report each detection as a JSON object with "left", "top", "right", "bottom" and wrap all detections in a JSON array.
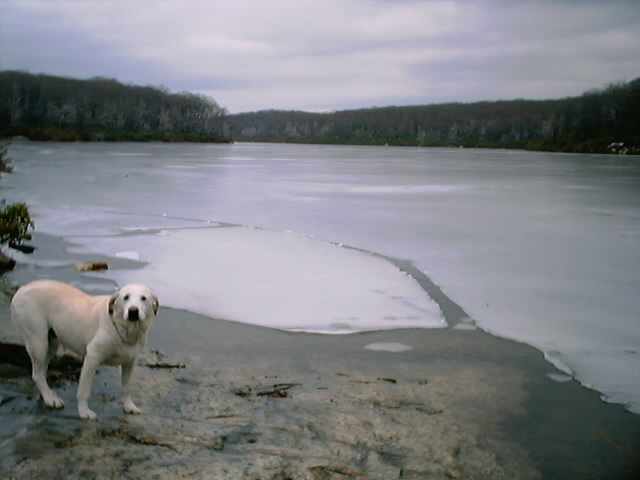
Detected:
[{"left": 127, "top": 307, "right": 140, "bottom": 322}]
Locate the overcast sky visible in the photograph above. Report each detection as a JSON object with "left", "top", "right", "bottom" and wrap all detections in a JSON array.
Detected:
[{"left": 2, "top": 0, "right": 639, "bottom": 113}]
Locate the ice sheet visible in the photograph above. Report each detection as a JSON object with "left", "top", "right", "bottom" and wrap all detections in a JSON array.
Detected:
[{"left": 81, "top": 226, "right": 445, "bottom": 333}]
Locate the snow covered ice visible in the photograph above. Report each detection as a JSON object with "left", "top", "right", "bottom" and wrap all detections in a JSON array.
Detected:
[{"left": 80, "top": 226, "right": 445, "bottom": 333}]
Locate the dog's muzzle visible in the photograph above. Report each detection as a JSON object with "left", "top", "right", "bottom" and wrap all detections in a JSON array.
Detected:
[{"left": 127, "top": 307, "right": 140, "bottom": 322}]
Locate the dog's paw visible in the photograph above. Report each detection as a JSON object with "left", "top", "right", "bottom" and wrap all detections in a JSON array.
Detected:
[
  {"left": 43, "top": 394, "right": 65, "bottom": 409},
  {"left": 78, "top": 406, "right": 97, "bottom": 420},
  {"left": 123, "top": 402, "right": 142, "bottom": 415}
]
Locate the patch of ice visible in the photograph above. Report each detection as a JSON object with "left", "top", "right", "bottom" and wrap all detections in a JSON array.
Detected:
[
  {"left": 364, "top": 342, "right": 413, "bottom": 352},
  {"left": 89, "top": 226, "right": 445, "bottom": 333},
  {"left": 565, "top": 350, "right": 640, "bottom": 414},
  {"left": 547, "top": 373, "right": 573, "bottom": 383}
]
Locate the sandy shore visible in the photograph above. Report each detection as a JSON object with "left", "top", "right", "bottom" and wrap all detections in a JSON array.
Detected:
[{"left": 1, "top": 234, "right": 639, "bottom": 479}]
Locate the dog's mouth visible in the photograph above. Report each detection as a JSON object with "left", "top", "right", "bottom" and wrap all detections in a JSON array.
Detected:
[{"left": 127, "top": 307, "right": 140, "bottom": 322}]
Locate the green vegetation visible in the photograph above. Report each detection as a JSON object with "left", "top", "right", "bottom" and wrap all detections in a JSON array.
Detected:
[
  {"left": 0, "top": 72, "right": 232, "bottom": 143},
  {"left": 0, "top": 147, "right": 33, "bottom": 252},
  {"left": 0, "top": 202, "right": 33, "bottom": 247},
  {"left": 230, "top": 79, "right": 640, "bottom": 154}
]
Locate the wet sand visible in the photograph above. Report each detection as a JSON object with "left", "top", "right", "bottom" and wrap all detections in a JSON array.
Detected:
[{"left": 1, "top": 234, "right": 639, "bottom": 479}]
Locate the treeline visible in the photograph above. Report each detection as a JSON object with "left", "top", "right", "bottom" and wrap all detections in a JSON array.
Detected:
[
  {"left": 231, "top": 79, "right": 640, "bottom": 154},
  {"left": 0, "top": 71, "right": 231, "bottom": 142}
]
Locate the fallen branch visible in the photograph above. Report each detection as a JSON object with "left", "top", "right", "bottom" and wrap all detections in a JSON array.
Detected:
[
  {"left": 144, "top": 362, "right": 186, "bottom": 370},
  {"left": 234, "top": 383, "right": 300, "bottom": 399}
]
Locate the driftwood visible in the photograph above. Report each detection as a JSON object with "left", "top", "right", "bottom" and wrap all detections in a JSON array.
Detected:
[
  {"left": 233, "top": 383, "right": 299, "bottom": 399},
  {"left": 73, "top": 262, "right": 109, "bottom": 272}
]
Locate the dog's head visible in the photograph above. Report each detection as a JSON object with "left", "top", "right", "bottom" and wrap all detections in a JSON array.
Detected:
[{"left": 108, "top": 284, "right": 159, "bottom": 328}]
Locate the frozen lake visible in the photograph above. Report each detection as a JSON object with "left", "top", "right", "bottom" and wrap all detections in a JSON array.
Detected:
[{"left": 2, "top": 141, "right": 640, "bottom": 413}]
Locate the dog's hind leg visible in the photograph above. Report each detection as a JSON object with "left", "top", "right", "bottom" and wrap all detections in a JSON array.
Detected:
[{"left": 24, "top": 329, "right": 65, "bottom": 409}]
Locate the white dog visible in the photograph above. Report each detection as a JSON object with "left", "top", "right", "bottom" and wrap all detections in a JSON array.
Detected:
[{"left": 11, "top": 280, "right": 159, "bottom": 420}]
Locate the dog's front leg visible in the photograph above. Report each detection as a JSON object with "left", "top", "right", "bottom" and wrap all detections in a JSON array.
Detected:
[
  {"left": 77, "top": 353, "right": 100, "bottom": 420},
  {"left": 121, "top": 362, "right": 142, "bottom": 415}
]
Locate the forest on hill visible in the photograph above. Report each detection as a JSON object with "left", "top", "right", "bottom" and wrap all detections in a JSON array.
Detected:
[
  {"left": 1, "top": 71, "right": 638, "bottom": 154},
  {"left": 230, "top": 79, "right": 640, "bottom": 154},
  {"left": 0, "top": 71, "right": 231, "bottom": 142}
]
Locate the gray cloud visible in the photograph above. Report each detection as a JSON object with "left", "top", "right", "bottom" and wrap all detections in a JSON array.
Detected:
[{"left": 2, "top": 0, "right": 638, "bottom": 112}]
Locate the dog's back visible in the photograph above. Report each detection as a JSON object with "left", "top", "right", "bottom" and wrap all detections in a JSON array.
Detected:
[{"left": 11, "top": 280, "right": 104, "bottom": 357}]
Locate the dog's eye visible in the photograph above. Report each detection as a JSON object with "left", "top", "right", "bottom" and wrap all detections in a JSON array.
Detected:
[
  {"left": 123, "top": 294, "right": 130, "bottom": 301},
  {"left": 141, "top": 296, "right": 147, "bottom": 302}
]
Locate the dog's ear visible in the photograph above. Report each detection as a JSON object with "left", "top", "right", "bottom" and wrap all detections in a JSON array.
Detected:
[
  {"left": 152, "top": 295, "right": 160, "bottom": 316},
  {"left": 108, "top": 293, "right": 118, "bottom": 316}
]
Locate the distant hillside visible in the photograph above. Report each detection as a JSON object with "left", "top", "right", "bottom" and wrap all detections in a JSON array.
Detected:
[
  {"left": 0, "top": 71, "right": 231, "bottom": 142},
  {"left": 231, "top": 79, "right": 640, "bottom": 154}
]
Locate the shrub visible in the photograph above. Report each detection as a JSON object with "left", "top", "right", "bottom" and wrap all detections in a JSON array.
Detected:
[{"left": 0, "top": 202, "right": 34, "bottom": 246}]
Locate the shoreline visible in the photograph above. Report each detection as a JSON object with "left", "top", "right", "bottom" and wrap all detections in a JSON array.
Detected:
[{"left": 1, "top": 233, "right": 640, "bottom": 478}]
